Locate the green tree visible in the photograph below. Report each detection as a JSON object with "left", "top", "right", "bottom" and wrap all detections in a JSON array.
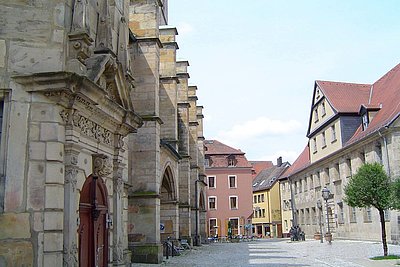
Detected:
[{"left": 344, "top": 163, "right": 391, "bottom": 256}]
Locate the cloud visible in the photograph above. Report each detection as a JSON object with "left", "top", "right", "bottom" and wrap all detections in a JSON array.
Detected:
[
  {"left": 258, "top": 150, "right": 301, "bottom": 164},
  {"left": 177, "top": 22, "right": 194, "bottom": 35},
  {"left": 215, "top": 117, "right": 302, "bottom": 144}
]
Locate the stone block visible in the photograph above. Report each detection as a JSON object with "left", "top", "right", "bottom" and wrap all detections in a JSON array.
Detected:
[
  {"left": 40, "top": 122, "right": 60, "bottom": 141},
  {"left": 31, "top": 103, "right": 57, "bottom": 122},
  {"left": 29, "top": 141, "right": 45, "bottom": 160},
  {"left": 33, "top": 212, "right": 44, "bottom": 232},
  {"left": 43, "top": 252, "right": 63, "bottom": 266},
  {"left": 29, "top": 122, "right": 40, "bottom": 141},
  {"left": 27, "top": 161, "right": 45, "bottom": 210},
  {"left": 0, "top": 39, "right": 5, "bottom": 68},
  {"left": 0, "top": 213, "right": 31, "bottom": 239},
  {"left": 45, "top": 162, "right": 64, "bottom": 184},
  {"left": 45, "top": 185, "right": 64, "bottom": 209},
  {"left": 9, "top": 42, "right": 63, "bottom": 74},
  {"left": 43, "top": 232, "right": 63, "bottom": 252},
  {"left": 0, "top": 240, "right": 33, "bottom": 266},
  {"left": 44, "top": 211, "right": 63, "bottom": 231},
  {"left": 46, "top": 141, "right": 64, "bottom": 161}
]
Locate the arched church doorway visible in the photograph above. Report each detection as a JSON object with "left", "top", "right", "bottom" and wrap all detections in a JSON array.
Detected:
[
  {"left": 78, "top": 175, "right": 109, "bottom": 267},
  {"left": 160, "top": 166, "right": 178, "bottom": 242}
]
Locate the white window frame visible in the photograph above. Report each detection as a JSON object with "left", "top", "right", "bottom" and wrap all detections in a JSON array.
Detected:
[
  {"left": 208, "top": 176, "right": 216, "bottom": 189},
  {"left": 209, "top": 218, "right": 218, "bottom": 236},
  {"left": 331, "top": 125, "right": 337, "bottom": 142},
  {"left": 321, "top": 102, "right": 326, "bottom": 117},
  {"left": 321, "top": 131, "right": 326, "bottom": 148},
  {"left": 228, "top": 175, "right": 237, "bottom": 189},
  {"left": 229, "top": 195, "right": 238, "bottom": 210},
  {"left": 229, "top": 217, "right": 240, "bottom": 235},
  {"left": 312, "top": 137, "right": 317, "bottom": 153},
  {"left": 208, "top": 196, "right": 217, "bottom": 210}
]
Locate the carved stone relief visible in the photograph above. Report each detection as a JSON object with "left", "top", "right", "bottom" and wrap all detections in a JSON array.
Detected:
[{"left": 93, "top": 154, "right": 113, "bottom": 178}]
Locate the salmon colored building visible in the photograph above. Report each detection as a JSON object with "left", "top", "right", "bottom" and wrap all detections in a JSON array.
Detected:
[{"left": 204, "top": 140, "right": 254, "bottom": 238}]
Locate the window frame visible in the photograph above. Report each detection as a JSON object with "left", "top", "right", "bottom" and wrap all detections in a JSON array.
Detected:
[
  {"left": 229, "top": 195, "right": 238, "bottom": 210},
  {"left": 208, "top": 196, "right": 217, "bottom": 210},
  {"left": 228, "top": 175, "right": 237, "bottom": 189},
  {"left": 208, "top": 176, "right": 216, "bottom": 189}
]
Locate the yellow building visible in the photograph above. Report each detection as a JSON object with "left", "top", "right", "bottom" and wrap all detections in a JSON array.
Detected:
[{"left": 252, "top": 159, "right": 290, "bottom": 238}]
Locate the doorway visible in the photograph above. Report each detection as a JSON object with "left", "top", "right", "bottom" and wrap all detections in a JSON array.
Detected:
[{"left": 78, "top": 175, "right": 109, "bottom": 267}]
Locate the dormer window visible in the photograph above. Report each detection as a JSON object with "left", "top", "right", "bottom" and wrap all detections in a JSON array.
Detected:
[
  {"left": 227, "top": 155, "right": 237, "bottom": 167},
  {"left": 362, "top": 113, "right": 369, "bottom": 130}
]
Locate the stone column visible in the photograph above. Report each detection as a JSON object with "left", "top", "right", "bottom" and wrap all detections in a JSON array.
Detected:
[
  {"left": 63, "top": 145, "right": 80, "bottom": 267},
  {"left": 128, "top": 0, "right": 163, "bottom": 262}
]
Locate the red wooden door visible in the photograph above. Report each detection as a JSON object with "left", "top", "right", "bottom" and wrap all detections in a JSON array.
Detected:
[{"left": 79, "top": 175, "right": 109, "bottom": 267}]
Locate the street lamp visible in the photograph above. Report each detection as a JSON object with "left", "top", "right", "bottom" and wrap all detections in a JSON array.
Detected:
[
  {"left": 316, "top": 200, "right": 323, "bottom": 243},
  {"left": 322, "top": 187, "right": 331, "bottom": 244}
]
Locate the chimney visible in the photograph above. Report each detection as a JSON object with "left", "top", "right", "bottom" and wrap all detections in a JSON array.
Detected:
[{"left": 277, "top": 156, "right": 282, "bottom": 167}]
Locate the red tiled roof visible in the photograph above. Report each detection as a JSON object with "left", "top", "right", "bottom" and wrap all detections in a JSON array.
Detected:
[
  {"left": 204, "top": 140, "right": 243, "bottom": 155},
  {"left": 250, "top": 161, "right": 273, "bottom": 177},
  {"left": 316, "top": 80, "right": 371, "bottom": 113},
  {"left": 347, "top": 63, "right": 400, "bottom": 144},
  {"left": 283, "top": 145, "right": 310, "bottom": 177}
]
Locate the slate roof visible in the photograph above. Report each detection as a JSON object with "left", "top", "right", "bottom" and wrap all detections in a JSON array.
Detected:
[{"left": 252, "top": 162, "right": 290, "bottom": 192}]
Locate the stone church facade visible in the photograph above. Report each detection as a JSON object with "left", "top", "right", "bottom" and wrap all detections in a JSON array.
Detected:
[{"left": 0, "top": 0, "right": 205, "bottom": 266}]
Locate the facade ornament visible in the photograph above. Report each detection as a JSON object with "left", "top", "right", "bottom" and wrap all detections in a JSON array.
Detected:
[
  {"left": 113, "top": 174, "right": 123, "bottom": 196},
  {"left": 65, "top": 168, "right": 79, "bottom": 192},
  {"left": 60, "top": 109, "right": 113, "bottom": 146},
  {"left": 63, "top": 241, "right": 78, "bottom": 266},
  {"left": 113, "top": 239, "right": 124, "bottom": 263},
  {"left": 93, "top": 154, "right": 113, "bottom": 177}
]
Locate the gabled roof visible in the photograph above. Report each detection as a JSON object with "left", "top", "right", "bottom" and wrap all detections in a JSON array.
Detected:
[
  {"left": 347, "top": 63, "right": 400, "bottom": 144},
  {"left": 250, "top": 161, "right": 274, "bottom": 177},
  {"left": 253, "top": 162, "right": 290, "bottom": 192},
  {"left": 204, "top": 140, "right": 244, "bottom": 155},
  {"left": 282, "top": 145, "right": 310, "bottom": 178},
  {"left": 315, "top": 80, "right": 371, "bottom": 113}
]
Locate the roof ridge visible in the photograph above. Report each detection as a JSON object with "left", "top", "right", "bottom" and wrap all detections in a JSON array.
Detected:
[{"left": 373, "top": 63, "right": 400, "bottom": 85}]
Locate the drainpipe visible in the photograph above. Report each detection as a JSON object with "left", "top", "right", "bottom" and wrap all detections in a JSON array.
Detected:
[{"left": 378, "top": 129, "right": 391, "bottom": 177}]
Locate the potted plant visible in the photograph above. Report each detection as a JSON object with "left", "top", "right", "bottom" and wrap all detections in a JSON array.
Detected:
[{"left": 314, "top": 231, "right": 322, "bottom": 240}]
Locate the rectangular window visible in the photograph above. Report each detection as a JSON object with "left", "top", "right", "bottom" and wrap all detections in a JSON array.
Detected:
[
  {"left": 204, "top": 158, "right": 209, "bottom": 167},
  {"left": 262, "top": 209, "right": 265, "bottom": 218},
  {"left": 338, "top": 203, "right": 344, "bottom": 224},
  {"left": 324, "top": 168, "right": 330, "bottom": 185},
  {"left": 304, "top": 178, "right": 308, "bottom": 192},
  {"left": 257, "top": 195, "right": 261, "bottom": 203},
  {"left": 312, "top": 207, "right": 317, "bottom": 225},
  {"left": 364, "top": 207, "right": 372, "bottom": 222},
  {"left": 312, "top": 138, "right": 317, "bottom": 153},
  {"left": 384, "top": 210, "right": 390, "bottom": 222},
  {"left": 362, "top": 113, "right": 369, "bottom": 130},
  {"left": 229, "top": 196, "right": 238, "bottom": 209},
  {"left": 334, "top": 180, "right": 342, "bottom": 195},
  {"left": 261, "top": 194, "right": 264, "bottom": 202},
  {"left": 228, "top": 175, "right": 237, "bottom": 188},
  {"left": 309, "top": 176, "right": 314, "bottom": 189},
  {"left": 331, "top": 125, "right": 337, "bottom": 142},
  {"left": 321, "top": 102, "right": 326, "bottom": 117},
  {"left": 376, "top": 144, "right": 383, "bottom": 164},
  {"left": 314, "top": 109, "right": 319, "bottom": 122},
  {"left": 321, "top": 132, "right": 326, "bottom": 148},
  {"left": 350, "top": 207, "right": 357, "bottom": 223},
  {"left": 254, "top": 195, "right": 257, "bottom": 203},
  {"left": 209, "top": 218, "right": 217, "bottom": 236},
  {"left": 229, "top": 218, "right": 239, "bottom": 236},
  {"left": 208, "top": 197, "right": 217, "bottom": 210},
  {"left": 208, "top": 176, "right": 216, "bottom": 189}
]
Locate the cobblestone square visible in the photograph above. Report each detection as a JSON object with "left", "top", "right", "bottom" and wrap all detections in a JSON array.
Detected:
[{"left": 134, "top": 239, "right": 400, "bottom": 267}]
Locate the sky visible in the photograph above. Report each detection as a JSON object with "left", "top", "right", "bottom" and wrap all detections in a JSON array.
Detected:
[{"left": 168, "top": 1, "right": 400, "bottom": 164}]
